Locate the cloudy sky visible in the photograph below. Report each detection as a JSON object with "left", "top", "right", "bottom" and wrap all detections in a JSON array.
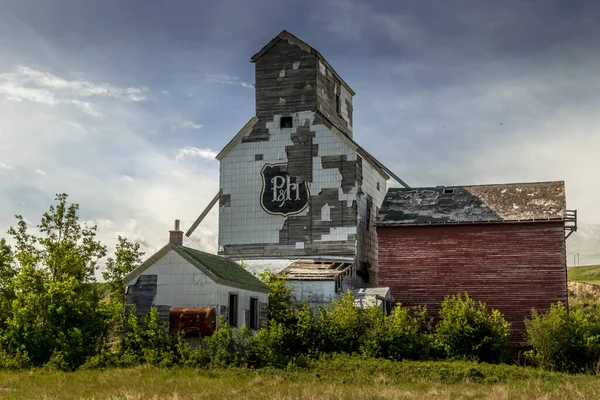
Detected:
[{"left": 0, "top": 0, "right": 598, "bottom": 267}]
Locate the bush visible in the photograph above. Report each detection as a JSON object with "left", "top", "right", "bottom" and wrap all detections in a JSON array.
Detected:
[
  {"left": 121, "top": 308, "right": 173, "bottom": 367},
  {"left": 252, "top": 321, "right": 289, "bottom": 367},
  {"left": 204, "top": 316, "right": 254, "bottom": 367},
  {"left": 360, "top": 304, "right": 432, "bottom": 361},
  {"left": 434, "top": 293, "right": 511, "bottom": 363},
  {"left": 319, "top": 292, "right": 363, "bottom": 354},
  {"left": 172, "top": 332, "right": 210, "bottom": 368},
  {"left": 0, "top": 349, "right": 31, "bottom": 370},
  {"left": 525, "top": 302, "right": 600, "bottom": 373}
]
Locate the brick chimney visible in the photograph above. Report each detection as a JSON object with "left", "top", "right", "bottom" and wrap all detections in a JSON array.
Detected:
[{"left": 169, "top": 219, "right": 183, "bottom": 246}]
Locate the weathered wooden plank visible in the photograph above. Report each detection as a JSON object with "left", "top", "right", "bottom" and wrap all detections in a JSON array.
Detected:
[{"left": 377, "top": 222, "right": 567, "bottom": 347}]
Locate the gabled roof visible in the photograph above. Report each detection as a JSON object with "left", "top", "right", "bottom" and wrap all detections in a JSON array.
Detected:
[
  {"left": 327, "top": 120, "right": 408, "bottom": 187},
  {"left": 251, "top": 30, "right": 355, "bottom": 96},
  {"left": 213, "top": 111, "right": 412, "bottom": 185},
  {"left": 377, "top": 181, "right": 566, "bottom": 226},
  {"left": 123, "top": 243, "right": 270, "bottom": 293},
  {"left": 215, "top": 117, "right": 258, "bottom": 161}
]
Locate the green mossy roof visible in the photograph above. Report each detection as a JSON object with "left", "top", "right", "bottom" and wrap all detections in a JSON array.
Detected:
[{"left": 177, "top": 245, "right": 270, "bottom": 293}]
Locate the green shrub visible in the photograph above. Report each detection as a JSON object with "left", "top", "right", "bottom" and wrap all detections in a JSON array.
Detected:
[
  {"left": 525, "top": 302, "right": 600, "bottom": 373},
  {"left": 319, "top": 292, "right": 364, "bottom": 354},
  {"left": 121, "top": 307, "right": 173, "bottom": 367},
  {"left": 291, "top": 302, "right": 319, "bottom": 354},
  {"left": 205, "top": 316, "right": 253, "bottom": 367},
  {"left": 252, "top": 300, "right": 319, "bottom": 367},
  {"left": 0, "top": 349, "right": 31, "bottom": 370},
  {"left": 172, "top": 332, "right": 210, "bottom": 368},
  {"left": 252, "top": 321, "right": 288, "bottom": 367},
  {"left": 434, "top": 293, "right": 511, "bottom": 363},
  {"left": 360, "top": 304, "right": 432, "bottom": 361}
]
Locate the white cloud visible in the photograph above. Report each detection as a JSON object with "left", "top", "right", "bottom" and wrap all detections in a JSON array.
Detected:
[
  {"left": 0, "top": 65, "right": 220, "bottom": 279},
  {"left": 0, "top": 65, "right": 148, "bottom": 115},
  {"left": 67, "top": 99, "right": 102, "bottom": 117},
  {"left": 205, "top": 73, "right": 253, "bottom": 88},
  {"left": 175, "top": 146, "right": 218, "bottom": 161},
  {"left": 176, "top": 121, "right": 203, "bottom": 130},
  {"left": 2, "top": 65, "right": 147, "bottom": 101}
]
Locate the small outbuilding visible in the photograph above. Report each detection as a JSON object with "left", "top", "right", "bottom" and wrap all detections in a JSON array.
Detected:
[
  {"left": 376, "top": 181, "right": 576, "bottom": 345},
  {"left": 241, "top": 258, "right": 354, "bottom": 312},
  {"left": 351, "top": 287, "right": 394, "bottom": 315},
  {"left": 123, "top": 222, "right": 270, "bottom": 331}
]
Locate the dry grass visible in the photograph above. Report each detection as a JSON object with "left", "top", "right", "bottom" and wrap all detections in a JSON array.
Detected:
[{"left": 0, "top": 361, "right": 598, "bottom": 400}]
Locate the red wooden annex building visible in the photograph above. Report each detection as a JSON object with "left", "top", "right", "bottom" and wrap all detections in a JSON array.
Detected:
[{"left": 376, "top": 181, "right": 577, "bottom": 344}]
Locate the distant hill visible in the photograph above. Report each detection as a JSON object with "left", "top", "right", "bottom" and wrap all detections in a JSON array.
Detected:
[{"left": 568, "top": 265, "right": 600, "bottom": 286}]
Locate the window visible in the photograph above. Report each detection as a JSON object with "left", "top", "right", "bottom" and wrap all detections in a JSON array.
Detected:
[
  {"left": 220, "top": 193, "right": 231, "bottom": 207},
  {"left": 255, "top": 154, "right": 263, "bottom": 161},
  {"left": 280, "top": 116, "right": 293, "bottom": 129},
  {"left": 335, "top": 80, "right": 342, "bottom": 116},
  {"left": 249, "top": 298, "right": 259, "bottom": 330},
  {"left": 228, "top": 293, "right": 238, "bottom": 327},
  {"left": 443, "top": 188, "right": 456, "bottom": 194}
]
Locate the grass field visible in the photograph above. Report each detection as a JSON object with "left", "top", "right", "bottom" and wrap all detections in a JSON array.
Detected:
[
  {"left": 568, "top": 265, "right": 600, "bottom": 285},
  {"left": 0, "top": 357, "right": 598, "bottom": 400}
]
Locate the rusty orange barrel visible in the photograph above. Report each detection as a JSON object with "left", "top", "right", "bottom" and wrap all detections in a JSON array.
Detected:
[{"left": 169, "top": 307, "right": 216, "bottom": 336}]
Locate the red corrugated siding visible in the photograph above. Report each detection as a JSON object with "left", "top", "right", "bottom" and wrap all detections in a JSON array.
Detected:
[{"left": 377, "top": 222, "right": 567, "bottom": 346}]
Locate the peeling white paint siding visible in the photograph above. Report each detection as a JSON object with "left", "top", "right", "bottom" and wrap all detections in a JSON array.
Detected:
[
  {"left": 125, "top": 250, "right": 268, "bottom": 328},
  {"left": 219, "top": 118, "right": 293, "bottom": 245},
  {"left": 219, "top": 110, "right": 362, "bottom": 247},
  {"left": 320, "top": 226, "right": 357, "bottom": 242},
  {"left": 338, "top": 186, "right": 358, "bottom": 208}
]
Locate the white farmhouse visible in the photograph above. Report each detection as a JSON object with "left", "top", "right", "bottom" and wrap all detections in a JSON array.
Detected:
[{"left": 123, "top": 221, "right": 270, "bottom": 330}]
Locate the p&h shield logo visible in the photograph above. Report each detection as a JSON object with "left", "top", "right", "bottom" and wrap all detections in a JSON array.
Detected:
[{"left": 260, "top": 163, "right": 309, "bottom": 216}]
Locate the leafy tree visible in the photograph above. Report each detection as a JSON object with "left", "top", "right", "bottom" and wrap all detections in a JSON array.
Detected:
[
  {"left": 0, "top": 239, "right": 16, "bottom": 332},
  {"left": 0, "top": 194, "right": 113, "bottom": 370},
  {"left": 35, "top": 193, "right": 107, "bottom": 282},
  {"left": 102, "top": 236, "right": 144, "bottom": 302},
  {"left": 434, "top": 293, "right": 511, "bottom": 364},
  {"left": 0, "top": 239, "right": 15, "bottom": 288},
  {"left": 258, "top": 270, "right": 295, "bottom": 325}
]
